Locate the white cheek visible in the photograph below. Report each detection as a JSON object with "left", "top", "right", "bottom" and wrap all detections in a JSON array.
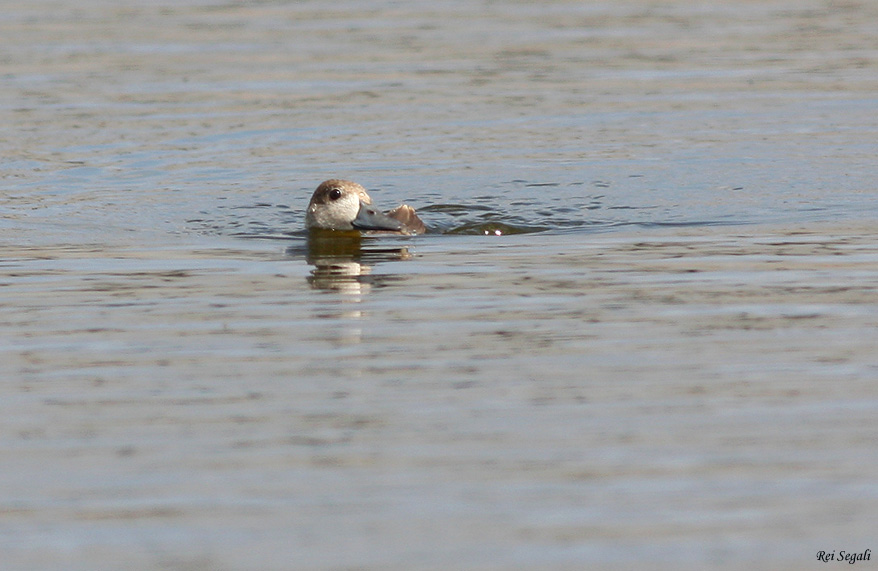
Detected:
[
  {"left": 340, "top": 196, "right": 360, "bottom": 218},
  {"left": 323, "top": 197, "right": 358, "bottom": 228}
]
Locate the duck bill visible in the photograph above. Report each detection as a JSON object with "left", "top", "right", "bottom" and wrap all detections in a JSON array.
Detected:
[{"left": 351, "top": 200, "right": 404, "bottom": 232}]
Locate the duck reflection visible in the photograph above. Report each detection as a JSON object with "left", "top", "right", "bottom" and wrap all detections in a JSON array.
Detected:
[
  {"left": 298, "top": 229, "right": 413, "bottom": 294},
  {"left": 287, "top": 230, "right": 415, "bottom": 350}
]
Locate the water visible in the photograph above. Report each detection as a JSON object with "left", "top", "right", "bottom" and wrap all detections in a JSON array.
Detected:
[{"left": 2, "top": 1, "right": 878, "bottom": 569}]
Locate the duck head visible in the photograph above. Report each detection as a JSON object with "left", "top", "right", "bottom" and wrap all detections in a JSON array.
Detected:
[{"left": 305, "top": 179, "right": 405, "bottom": 233}]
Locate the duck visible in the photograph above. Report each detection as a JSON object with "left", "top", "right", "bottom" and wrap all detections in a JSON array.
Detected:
[{"left": 305, "top": 179, "right": 425, "bottom": 235}]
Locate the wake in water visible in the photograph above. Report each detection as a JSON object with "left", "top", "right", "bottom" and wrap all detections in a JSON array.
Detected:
[{"left": 187, "top": 177, "right": 740, "bottom": 239}]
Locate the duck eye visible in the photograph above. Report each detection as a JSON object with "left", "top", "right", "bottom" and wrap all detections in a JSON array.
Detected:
[{"left": 328, "top": 189, "right": 342, "bottom": 201}]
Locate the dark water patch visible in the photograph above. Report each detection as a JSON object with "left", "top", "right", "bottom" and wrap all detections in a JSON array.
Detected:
[
  {"left": 188, "top": 201, "right": 302, "bottom": 239},
  {"left": 419, "top": 204, "right": 495, "bottom": 213},
  {"left": 231, "top": 202, "right": 279, "bottom": 209},
  {"left": 444, "top": 221, "right": 550, "bottom": 236},
  {"left": 623, "top": 219, "right": 758, "bottom": 230}
]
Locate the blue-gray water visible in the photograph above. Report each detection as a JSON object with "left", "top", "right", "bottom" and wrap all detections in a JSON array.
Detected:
[{"left": 2, "top": 1, "right": 878, "bottom": 569}]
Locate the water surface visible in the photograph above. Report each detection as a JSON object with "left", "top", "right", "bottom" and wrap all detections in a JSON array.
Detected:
[{"left": 2, "top": 1, "right": 878, "bottom": 569}]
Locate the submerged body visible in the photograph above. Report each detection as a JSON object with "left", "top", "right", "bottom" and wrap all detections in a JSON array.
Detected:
[{"left": 305, "top": 179, "right": 425, "bottom": 235}]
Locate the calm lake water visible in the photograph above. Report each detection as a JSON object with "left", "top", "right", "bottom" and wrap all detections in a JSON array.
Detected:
[{"left": 2, "top": 1, "right": 878, "bottom": 569}]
